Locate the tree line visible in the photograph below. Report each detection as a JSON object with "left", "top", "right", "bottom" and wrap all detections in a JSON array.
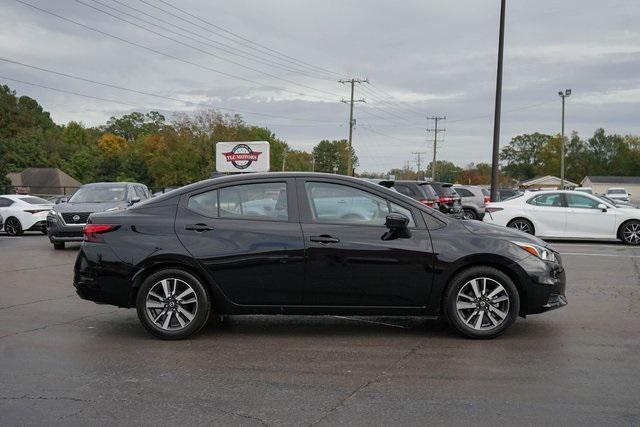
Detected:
[{"left": 1, "top": 84, "right": 638, "bottom": 189}]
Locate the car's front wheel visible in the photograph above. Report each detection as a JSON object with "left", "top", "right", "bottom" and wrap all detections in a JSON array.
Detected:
[
  {"left": 136, "top": 269, "right": 211, "bottom": 340},
  {"left": 444, "top": 266, "right": 520, "bottom": 339}
]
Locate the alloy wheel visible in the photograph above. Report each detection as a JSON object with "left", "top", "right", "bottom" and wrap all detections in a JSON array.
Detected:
[
  {"left": 145, "top": 278, "right": 198, "bottom": 331},
  {"left": 623, "top": 223, "right": 640, "bottom": 244},
  {"left": 456, "top": 277, "right": 510, "bottom": 331},
  {"left": 462, "top": 209, "right": 476, "bottom": 220},
  {"left": 4, "top": 218, "right": 20, "bottom": 236},
  {"left": 509, "top": 220, "right": 532, "bottom": 234}
]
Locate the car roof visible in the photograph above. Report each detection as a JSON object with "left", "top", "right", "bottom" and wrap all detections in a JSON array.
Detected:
[
  {"left": 80, "top": 182, "right": 142, "bottom": 187},
  {"left": 0, "top": 194, "right": 31, "bottom": 201}
]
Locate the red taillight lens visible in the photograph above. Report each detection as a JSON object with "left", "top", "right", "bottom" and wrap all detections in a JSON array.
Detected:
[
  {"left": 484, "top": 196, "right": 491, "bottom": 204},
  {"left": 485, "top": 207, "right": 504, "bottom": 213},
  {"left": 419, "top": 199, "right": 434, "bottom": 207},
  {"left": 438, "top": 196, "right": 453, "bottom": 204},
  {"left": 83, "top": 224, "right": 118, "bottom": 242}
]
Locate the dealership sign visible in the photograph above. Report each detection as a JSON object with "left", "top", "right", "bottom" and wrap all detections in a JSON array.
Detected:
[{"left": 216, "top": 141, "right": 270, "bottom": 172}]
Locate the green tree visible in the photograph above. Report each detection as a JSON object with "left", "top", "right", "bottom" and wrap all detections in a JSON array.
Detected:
[
  {"left": 312, "top": 139, "right": 357, "bottom": 175},
  {"left": 500, "top": 132, "right": 551, "bottom": 181}
]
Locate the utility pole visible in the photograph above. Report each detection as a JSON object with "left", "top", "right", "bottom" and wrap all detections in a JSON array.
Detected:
[
  {"left": 412, "top": 151, "right": 428, "bottom": 179},
  {"left": 558, "top": 89, "right": 572, "bottom": 189},
  {"left": 490, "top": 0, "right": 506, "bottom": 202},
  {"left": 339, "top": 78, "right": 367, "bottom": 176},
  {"left": 427, "top": 116, "right": 446, "bottom": 181}
]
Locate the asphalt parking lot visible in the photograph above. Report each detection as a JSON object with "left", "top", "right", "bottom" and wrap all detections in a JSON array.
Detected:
[{"left": 1, "top": 234, "right": 639, "bottom": 426}]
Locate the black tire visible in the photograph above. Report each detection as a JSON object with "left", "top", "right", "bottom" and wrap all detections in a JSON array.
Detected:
[
  {"left": 462, "top": 208, "right": 477, "bottom": 220},
  {"left": 4, "top": 217, "right": 23, "bottom": 236},
  {"left": 619, "top": 220, "right": 640, "bottom": 245},
  {"left": 443, "top": 266, "right": 520, "bottom": 339},
  {"left": 507, "top": 218, "right": 534, "bottom": 235},
  {"left": 136, "top": 268, "right": 211, "bottom": 340},
  {"left": 53, "top": 242, "right": 65, "bottom": 250}
]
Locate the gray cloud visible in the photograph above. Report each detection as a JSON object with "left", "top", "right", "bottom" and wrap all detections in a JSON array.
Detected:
[{"left": 1, "top": 0, "right": 639, "bottom": 172}]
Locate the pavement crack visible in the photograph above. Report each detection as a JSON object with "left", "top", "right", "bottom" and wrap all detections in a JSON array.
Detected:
[
  {"left": 0, "top": 395, "right": 93, "bottom": 403},
  {"left": 0, "top": 309, "right": 119, "bottom": 340},
  {"left": 308, "top": 346, "right": 419, "bottom": 426},
  {"left": 215, "top": 408, "right": 270, "bottom": 426},
  {"left": 0, "top": 294, "right": 75, "bottom": 310}
]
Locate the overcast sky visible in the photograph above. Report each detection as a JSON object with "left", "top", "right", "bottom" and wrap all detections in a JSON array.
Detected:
[{"left": 1, "top": 0, "right": 639, "bottom": 172}]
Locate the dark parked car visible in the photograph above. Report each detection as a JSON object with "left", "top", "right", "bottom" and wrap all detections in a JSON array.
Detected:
[
  {"left": 48, "top": 182, "right": 150, "bottom": 249},
  {"left": 428, "top": 182, "right": 462, "bottom": 215},
  {"left": 498, "top": 188, "right": 522, "bottom": 201},
  {"left": 75, "top": 173, "right": 566, "bottom": 340},
  {"left": 392, "top": 180, "right": 440, "bottom": 210}
]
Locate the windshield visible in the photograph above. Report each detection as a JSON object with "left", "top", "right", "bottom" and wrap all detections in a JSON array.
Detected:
[
  {"left": 69, "top": 186, "right": 127, "bottom": 203},
  {"left": 19, "top": 196, "right": 51, "bottom": 205},
  {"left": 607, "top": 189, "right": 626, "bottom": 194}
]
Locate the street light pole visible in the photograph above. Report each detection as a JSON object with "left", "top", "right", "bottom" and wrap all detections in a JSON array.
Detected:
[
  {"left": 490, "top": 0, "right": 506, "bottom": 202},
  {"left": 558, "top": 89, "right": 571, "bottom": 189}
]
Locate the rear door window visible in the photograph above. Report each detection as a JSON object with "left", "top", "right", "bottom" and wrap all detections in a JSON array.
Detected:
[
  {"left": 219, "top": 182, "right": 288, "bottom": 220},
  {"left": 527, "top": 193, "right": 564, "bottom": 207}
]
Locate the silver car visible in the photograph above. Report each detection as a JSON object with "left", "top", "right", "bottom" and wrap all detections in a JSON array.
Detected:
[{"left": 453, "top": 185, "right": 487, "bottom": 220}]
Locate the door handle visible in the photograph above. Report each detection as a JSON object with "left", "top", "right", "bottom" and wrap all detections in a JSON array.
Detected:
[
  {"left": 310, "top": 235, "right": 340, "bottom": 243},
  {"left": 185, "top": 223, "right": 214, "bottom": 232}
]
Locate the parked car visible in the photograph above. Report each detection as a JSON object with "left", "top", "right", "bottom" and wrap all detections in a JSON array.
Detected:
[
  {"left": 574, "top": 187, "right": 593, "bottom": 195},
  {"left": 453, "top": 185, "right": 487, "bottom": 220},
  {"left": 0, "top": 195, "right": 53, "bottom": 236},
  {"left": 606, "top": 187, "right": 631, "bottom": 202},
  {"left": 428, "top": 182, "right": 462, "bottom": 215},
  {"left": 0, "top": 213, "right": 4, "bottom": 231},
  {"left": 595, "top": 194, "right": 637, "bottom": 209},
  {"left": 392, "top": 180, "right": 440, "bottom": 209},
  {"left": 498, "top": 188, "right": 522, "bottom": 201},
  {"left": 47, "top": 182, "right": 150, "bottom": 249},
  {"left": 484, "top": 190, "right": 640, "bottom": 244},
  {"left": 75, "top": 172, "right": 566, "bottom": 340}
]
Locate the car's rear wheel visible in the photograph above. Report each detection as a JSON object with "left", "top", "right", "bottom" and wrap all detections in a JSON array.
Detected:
[
  {"left": 620, "top": 220, "right": 640, "bottom": 245},
  {"left": 4, "top": 217, "right": 23, "bottom": 236},
  {"left": 444, "top": 266, "right": 520, "bottom": 339},
  {"left": 462, "top": 208, "right": 477, "bottom": 220},
  {"left": 136, "top": 269, "right": 210, "bottom": 340},
  {"left": 507, "top": 218, "right": 534, "bottom": 235}
]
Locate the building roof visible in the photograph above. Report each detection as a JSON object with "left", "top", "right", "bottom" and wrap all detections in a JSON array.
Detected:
[
  {"left": 582, "top": 176, "right": 640, "bottom": 184},
  {"left": 6, "top": 168, "right": 82, "bottom": 194},
  {"left": 520, "top": 175, "right": 577, "bottom": 187}
]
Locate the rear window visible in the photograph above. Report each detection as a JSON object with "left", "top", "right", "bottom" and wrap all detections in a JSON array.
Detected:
[
  {"left": 431, "top": 183, "right": 455, "bottom": 196},
  {"left": 481, "top": 188, "right": 490, "bottom": 196},
  {"left": 608, "top": 189, "right": 626, "bottom": 194},
  {"left": 454, "top": 188, "right": 474, "bottom": 197},
  {"left": 18, "top": 196, "right": 51, "bottom": 205}
]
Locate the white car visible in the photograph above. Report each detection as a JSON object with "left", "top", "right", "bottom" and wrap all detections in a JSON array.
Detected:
[
  {"left": 484, "top": 190, "right": 640, "bottom": 245},
  {"left": 606, "top": 187, "right": 631, "bottom": 202},
  {"left": 0, "top": 195, "right": 54, "bottom": 236}
]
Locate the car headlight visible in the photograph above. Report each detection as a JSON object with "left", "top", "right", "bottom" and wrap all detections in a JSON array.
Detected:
[
  {"left": 511, "top": 241, "right": 558, "bottom": 263},
  {"left": 47, "top": 210, "right": 56, "bottom": 219}
]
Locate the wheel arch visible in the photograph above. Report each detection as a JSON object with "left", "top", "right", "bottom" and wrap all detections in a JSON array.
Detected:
[
  {"left": 437, "top": 257, "right": 527, "bottom": 317},
  {"left": 129, "top": 256, "right": 218, "bottom": 309}
]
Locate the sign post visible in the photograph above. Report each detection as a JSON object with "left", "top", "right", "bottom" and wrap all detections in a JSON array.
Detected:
[{"left": 215, "top": 141, "right": 270, "bottom": 173}]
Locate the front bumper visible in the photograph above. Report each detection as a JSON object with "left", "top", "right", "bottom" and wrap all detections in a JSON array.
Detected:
[
  {"left": 47, "top": 213, "right": 84, "bottom": 242},
  {"left": 516, "top": 254, "right": 567, "bottom": 315}
]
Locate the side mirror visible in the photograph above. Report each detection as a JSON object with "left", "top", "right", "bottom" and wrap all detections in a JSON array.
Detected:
[
  {"left": 597, "top": 203, "right": 608, "bottom": 212},
  {"left": 130, "top": 197, "right": 141, "bottom": 205},
  {"left": 385, "top": 212, "right": 409, "bottom": 230}
]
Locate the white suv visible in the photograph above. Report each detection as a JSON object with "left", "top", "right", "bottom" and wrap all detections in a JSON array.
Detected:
[{"left": 606, "top": 187, "right": 631, "bottom": 202}]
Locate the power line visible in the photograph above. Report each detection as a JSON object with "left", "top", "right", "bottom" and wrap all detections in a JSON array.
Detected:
[
  {"left": 91, "top": 0, "right": 335, "bottom": 80},
  {"left": 149, "top": 0, "right": 346, "bottom": 79},
  {"left": 73, "top": 0, "right": 341, "bottom": 100},
  {"left": 0, "top": 58, "right": 343, "bottom": 123},
  {"left": 14, "top": 0, "right": 335, "bottom": 102}
]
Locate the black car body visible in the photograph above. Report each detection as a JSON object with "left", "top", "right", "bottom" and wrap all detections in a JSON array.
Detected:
[
  {"left": 498, "top": 188, "right": 522, "bottom": 201},
  {"left": 48, "top": 182, "right": 150, "bottom": 249},
  {"left": 74, "top": 173, "right": 566, "bottom": 340}
]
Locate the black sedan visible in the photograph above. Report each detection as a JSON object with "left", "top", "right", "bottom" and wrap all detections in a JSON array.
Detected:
[{"left": 74, "top": 173, "right": 566, "bottom": 340}]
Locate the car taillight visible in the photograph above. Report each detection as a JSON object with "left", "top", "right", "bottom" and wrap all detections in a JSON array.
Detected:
[
  {"left": 484, "top": 196, "right": 491, "bottom": 204},
  {"left": 25, "top": 209, "right": 51, "bottom": 214},
  {"left": 438, "top": 196, "right": 454, "bottom": 204},
  {"left": 485, "top": 207, "right": 504, "bottom": 213},
  {"left": 419, "top": 199, "right": 434, "bottom": 207},
  {"left": 83, "top": 224, "right": 118, "bottom": 242}
]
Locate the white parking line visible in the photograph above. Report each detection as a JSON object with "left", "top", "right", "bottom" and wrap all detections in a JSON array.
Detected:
[{"left": 561, "top": 252, "right": 640, "bottom": 258}]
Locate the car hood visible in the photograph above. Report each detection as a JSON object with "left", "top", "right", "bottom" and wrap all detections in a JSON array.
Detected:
[
  {"left": 53, "top": 201, "right": 128, "bottom": 213},
  {"left": 461, "top": 219, "right": 553, "bottom": 249}
]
